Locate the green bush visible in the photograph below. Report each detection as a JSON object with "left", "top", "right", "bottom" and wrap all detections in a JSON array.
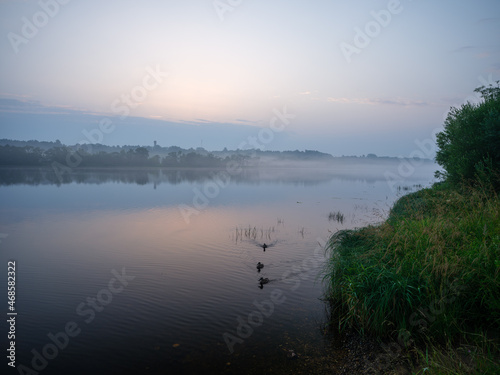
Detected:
[{"left": 435, "top": 83, "right": 500, "bottom": 190}]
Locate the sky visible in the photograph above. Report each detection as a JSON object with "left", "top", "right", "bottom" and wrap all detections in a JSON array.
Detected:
[{"left": 0, "top": 0, "right": 499, "bottom": 156}]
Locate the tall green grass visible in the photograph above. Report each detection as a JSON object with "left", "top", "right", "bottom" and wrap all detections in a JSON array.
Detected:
[{"left": 324, "top": 182, "right": 500, "bottom": 350}]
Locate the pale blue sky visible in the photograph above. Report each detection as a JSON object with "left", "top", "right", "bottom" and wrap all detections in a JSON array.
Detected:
[{"left": 0, "top": 0, "right": 499, "bottom": 155}]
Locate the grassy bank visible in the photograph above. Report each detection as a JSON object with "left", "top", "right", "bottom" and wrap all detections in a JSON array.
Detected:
[{"left": 324, "top": 182, "right": 500, "bottom": 373}]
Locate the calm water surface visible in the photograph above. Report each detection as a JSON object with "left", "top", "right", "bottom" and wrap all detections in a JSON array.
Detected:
[{"left": 0, "top": 164, "right": 437, "bottom": 374}]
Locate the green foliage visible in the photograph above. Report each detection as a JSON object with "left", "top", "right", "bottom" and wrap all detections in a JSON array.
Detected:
[
  {"left": 324, "top": 183, "right": 500, "bottom": 346},
  {"left": 435, "top": 83, "right": 500, "bottom": 190}
]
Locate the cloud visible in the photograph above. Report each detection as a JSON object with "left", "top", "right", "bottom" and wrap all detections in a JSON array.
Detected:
[
  {"left": 449, "top": 45, "right": 476, "bottom": 53},
  {"left": 180, "top": 118, "right": 258, "bottom": 127},
  {"left": 234, "top": 118, "right": 260, "bottom": 124},
  {"left": 477, "top": 17, "right": 500, "bottom": 24},
  {"left": 0, "top": 96, "right": 100, "bottom": 116},
  {"left": 299, "top": 91, "right": 311, "bottom": 95},
  {"left": 327, "top": 97, "right": 430, "bottom": 107},
  {"left": 371, "top": 98, "right": 430, "bottom": 107},
  {"left": 0, "top": 92, "right": 32, "bottom": 100},
  {"left": 0, "top": 97, "right": 43, "bottom": 111},
  {"left": 327, "top": 97, "right": 354, "bottom": 104}
]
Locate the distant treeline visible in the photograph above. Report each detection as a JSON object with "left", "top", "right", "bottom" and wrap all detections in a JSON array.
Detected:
[
  {"left": 0, "top": 139, "right": 337, "bottom": 162},
  {"left": 0, "top": 144, "right": 248, "bottom": 168},
  {"left": 0, "top": 139, "right": 432, "bottom": 168}
]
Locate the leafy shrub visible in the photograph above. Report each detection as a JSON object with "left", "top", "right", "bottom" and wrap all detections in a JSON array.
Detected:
[{"left": 435, "top": 83, "right": 500, "bottom": 190}]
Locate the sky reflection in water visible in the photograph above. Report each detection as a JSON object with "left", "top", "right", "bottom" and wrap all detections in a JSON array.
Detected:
[{"left": 0, "top": 164, "right": 437, "bottom": 374}]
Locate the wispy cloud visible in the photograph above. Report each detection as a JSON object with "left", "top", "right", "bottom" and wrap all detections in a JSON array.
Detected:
[
  {"left": 299, "top": 91, "right": 311, "bottom": 95},
  {"left": 0, "top": 92, "right": 33, "bottom": 100},
  {"left": 0, "top": 96, "right": 101, "bottom": 116},
  {"left": 450, "top": 45, "right": 476, "bottom": 53},
  {"left": 234, "top": 118, "right": 260, "bottom": 124},
  {"left": 327, "top": 97, "right": 430, "bottom": 107},
  {"left": 477, "top": 17, "right": 500, "bottom": 24}
]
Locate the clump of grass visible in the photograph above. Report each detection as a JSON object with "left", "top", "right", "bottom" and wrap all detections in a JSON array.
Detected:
[
  {"left": 397, "top": 185, "right": 412, "bottom": 192},
  {"left": 323, "top": 182, "right": 500, "bottom": 370},
  {"left": 328, "top": 211, "right": 345, "bottom": 224},
  {"left": 410, "top": 333, "right": 500, "bottom": 374},
  {"left": 235, "top": 225, "right": 275, "bottom": 241}
]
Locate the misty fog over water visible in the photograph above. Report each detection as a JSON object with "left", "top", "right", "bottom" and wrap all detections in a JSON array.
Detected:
[{"left": 0, "top": 162, "right": 437, "bottom": 374}]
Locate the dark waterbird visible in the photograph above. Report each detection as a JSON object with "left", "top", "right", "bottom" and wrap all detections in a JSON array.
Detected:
[
  {"left": 256, "top": 262, "right": 264, "bottom": 272},
  {"left": 258, "top": 277, "right": 269, "bottom": 285},
  {"left": 254, "top": 240, "right": 277, "bottom": 251}
]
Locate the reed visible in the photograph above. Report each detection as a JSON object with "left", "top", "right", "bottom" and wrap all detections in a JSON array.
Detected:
[
  {"left": 299, "top": 227, "right": 305, "bottom": 237},
  {"left": 328, "top": 210, "right": 345, "bottom": 224},
  {"left": 235, "top": 225, "right": 275, "bottom": 241}
]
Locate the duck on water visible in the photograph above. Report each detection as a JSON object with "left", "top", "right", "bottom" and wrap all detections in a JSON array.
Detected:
[
  {"left": 251, "top": 240, "right": 277, "bottom": 251},
  {"left": 259, "top": 242, "right": 276, "bottom": 251},
  {"left": 258, "top": 277, "right": 269, "bottom": 287}
]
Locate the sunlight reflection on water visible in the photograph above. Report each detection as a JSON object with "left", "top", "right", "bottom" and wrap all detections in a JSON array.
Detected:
[{"left": 0, "top": 164, "right": 437, "bottom": 374}]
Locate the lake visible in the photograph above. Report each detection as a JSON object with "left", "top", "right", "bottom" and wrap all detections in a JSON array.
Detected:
[{"left": 0, "top": 162, "right": 437, "bottom": 374}]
